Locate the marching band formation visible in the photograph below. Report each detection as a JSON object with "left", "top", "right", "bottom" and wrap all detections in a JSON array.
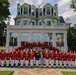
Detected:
[{"left": 0, "top": 49, "right": 76, "bottom": 68}]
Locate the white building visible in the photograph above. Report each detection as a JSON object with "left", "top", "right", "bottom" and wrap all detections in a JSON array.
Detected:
[{"left": 6, "top": 3, "right": 70, "bottom": 51}]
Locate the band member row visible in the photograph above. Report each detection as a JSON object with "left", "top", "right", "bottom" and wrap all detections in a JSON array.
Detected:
[{"left": 0, "top": 50, "right": 76, "bottom": 68}]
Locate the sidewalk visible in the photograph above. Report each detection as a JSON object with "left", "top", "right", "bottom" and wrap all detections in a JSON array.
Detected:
[{"left": 0, "top": 67, "right": 76, "bottom": 75}]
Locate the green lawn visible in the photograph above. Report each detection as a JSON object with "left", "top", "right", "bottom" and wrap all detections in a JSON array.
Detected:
[
  {"left": 0, "top": 71, "right": 14, "bottom": 75},
  {"left": 61, "top": 71, "right": 76, "bottom": 75}
]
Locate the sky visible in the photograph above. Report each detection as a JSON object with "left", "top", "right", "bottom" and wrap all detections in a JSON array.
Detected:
[{"left": 8, "top": 0, "right": 76, "bottom": 25}]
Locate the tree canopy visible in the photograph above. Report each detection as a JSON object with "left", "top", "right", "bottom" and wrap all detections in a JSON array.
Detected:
[
  {"left": 67, "top": 26, "right": 76, "bottom": 51},
  {"left": 70, "top": 0, "right": 76, "bottom": 11},
  {"left": 0, "top": 0, "right": 10, "bottom": 46}
]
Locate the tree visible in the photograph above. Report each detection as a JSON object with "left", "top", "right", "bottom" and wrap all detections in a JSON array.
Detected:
[
  {"left": 67, "top": 26, "right": 76, "bottom": 51},
  {"left": 70, "top": 0, "right": 76, "bottom": 11},
  {"left": 0, "top": 0, "right": 10, "bottom": 46}
]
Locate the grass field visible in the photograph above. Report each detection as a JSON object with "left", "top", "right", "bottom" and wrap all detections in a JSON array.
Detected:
[
  {"left": 61, "top": 71, "right": 76, "bottom": 75},
  {"left": 0, "top": 71, "right": 14, "bottom": 75}
]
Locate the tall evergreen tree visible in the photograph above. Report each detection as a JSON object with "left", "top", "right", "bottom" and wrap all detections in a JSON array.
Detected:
[{"left": 0, "top": 0, "right": 10, "bottom": 46}]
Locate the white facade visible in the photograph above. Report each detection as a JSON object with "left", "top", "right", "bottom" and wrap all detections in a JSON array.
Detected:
[{"left": 6, "top": 3, "right": 69, "bottom": 51}]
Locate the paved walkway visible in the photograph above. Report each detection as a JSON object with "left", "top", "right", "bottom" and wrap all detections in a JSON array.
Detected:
[{"left": 0, "top": 67, "right": 76, "bottom": 75}]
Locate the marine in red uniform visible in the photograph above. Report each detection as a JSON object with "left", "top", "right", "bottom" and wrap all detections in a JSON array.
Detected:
[
  {"left": 24, "top": 50, "right": 29, "bottom": 67},
  {"left": 33, "top": 49, "right": 36, "bottom": 65},
  {"left": 5, "top": 52, "right": 10, "bottom": 67},
  {"left": 0, "top": 51, "right": 2, "bottom": 60},
  {"left": 68, "top": 51, "right": 72, "bottom": 67},
  {"left": 55, "top": 51, "right": 59, "bottom": 68},
  {"left": 39, "top": 49, "right": 44, "bottom": 65},
  {"left": 44, "top": 49, "right": 49, "bottom": 67},
  {"left": 1, "top": 51, "right": 5, "bottom": 67},
  {"left": 29, "top": 49, "right": 34, "bottom": 67},
  {"left": 14, "top": 51, "right": 19, "bottom": 67},
  {"left": 73, "top": 51, "right": 76, "bottom": 68},
  {"left": 71, "top": 51, "right": 75, "bottom": 68},
  {"left": 49, "top": 50, "right": 54, "bottom": 67},
  {"left": 20, "top": 51, "right": 24, "bottom": 67},
  {"left": 10, "top": 51, "right": 15, "bottom": 67},
  {"left": 59, "top": 51, "right": 63, "bottom": 68},
  {"left": 63, "top": 52, "right": 67, "bottom": 68}
]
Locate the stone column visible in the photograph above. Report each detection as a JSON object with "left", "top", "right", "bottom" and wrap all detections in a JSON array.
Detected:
[
  {"left": 41, "top": 32, "right": 44, "bottom": 43},
  {"left": 18, "top": 32, "right": 21, "bottom": 47},
  {"left": 28, "top": 7, "right": 29, "bottom": 15},
  {"left": 6, "top": 31, "right": 10, "bottom": 51},
  {"left": 45, "top": 7, "right": 46, "bottom": 15},
  {"left": 64, "top": 32, "right": 67, "bottom": 50},
  {"left": 30, "top": 32, "right": 33, "bottom": 42},
  {"left": 52, "top": 32, "right": 56, "bottom": 47}
]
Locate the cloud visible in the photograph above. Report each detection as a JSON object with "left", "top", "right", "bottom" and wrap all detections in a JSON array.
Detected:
[
  {"left": 57, "top": 0, "right": 76, "bottom": 24},
  {"left": 9, "top": 15, "right": 16, "bottom": 25}
]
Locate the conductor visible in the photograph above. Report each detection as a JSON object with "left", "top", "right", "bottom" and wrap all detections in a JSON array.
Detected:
[{"left": 35, "top": 50, "right": 40, "bottom": 67}]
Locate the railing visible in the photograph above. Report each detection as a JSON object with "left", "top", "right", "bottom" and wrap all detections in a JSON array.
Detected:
[{"left": 7, "top": 24, "right": 69, "bottom": 29}]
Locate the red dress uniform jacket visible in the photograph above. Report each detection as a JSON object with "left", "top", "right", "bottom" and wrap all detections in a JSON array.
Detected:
[
  {"left": 0, "top": 52, "right": 2, "bottom": 59},
  {"left": 14, "top": 52, "right": 19, "bottom": 60},
  {"left": 44, "top": 52, "right": 49, "bottom": 59},
  {"left": 59, "top": 52, "right": 63, "bottom": 60},
  {"left": 63, "top": 53, "right": 67, "bottom": 61},
  {"left": 55, "top": 52, "right": 59, "bottom": 60},
  {"left": 72, "top": 53, "right": 75, "bottom": 61},
  {"left": 1, "top": 53, "right": 5, "bottom": 60},
  {"left": 11, "top": 54, "right": 15, "bottom": 60},
  {"left": 49, "top": 52, "right": 54, "bottom": 59},
  {"left": 33, "top": 50, "right": 36, "bottom": 57},
  {"left": 20, "top": 52, "right": 24, "bottom": 60},
  {"left": 69, "top": 52, "right": 73, "bottom": 61},
  {"left": 74, "top": 53, "right": 76, "bottom": 60},
  {"left": 29, "top": 51, "right": 34, "bottom": 59},
  {"left": 24, "top": 52, "right": 29, "bottom": 60},
  {"left": 66, "top": 52, "right": 69, "bottom": 61},
  {"left": 6, "top": 56, "right": 10, "bottom": 60}
]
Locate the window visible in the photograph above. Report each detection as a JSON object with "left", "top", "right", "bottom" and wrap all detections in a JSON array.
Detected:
[
  {"left": 23, "top": 21, "right": 28, "bottom": 25},
  {"left": 46, "top": 7, "right": 50, "bottom": 15},
  {"left": 32, "top": 21, "right": 35, "bottom": 25},
  {"left": 54, "top": 9, "right": 56, "bottom": 16},
  {"left": 33, "top": 33, "right": 41, "bottom": 42},
  {"left": 51, "top": 8, "right": 53, "bottom": 15},
  {"left": 39, "top": 22, "right": 42, "bottom": 25},
  {"left": 18, "top": 8, "right": 20, "bottom": 15},
  {"left": 21, "top": 33, "right": 30, "bottom": 45},
  {"left": 17, "top": 21, "right": 20, "bottom": 25},
  {"left": 56, "top": 33, "right": 64, "bottom": 46},
  {"left": 32, "top": 9, "right": 35, "bottom": 16},
  {"left": 9, "top": 33, "right": 18, "bottom": 46},
  {"left": 44, "top": 33, "right": 52, "bottom": 45},
  {"left": 46, "top": 21, "right": 51, "bottom": 26},
  {"left": 24, "top": 7, "right": 28, "bottom": 15},
  {"left": 43, "top": 8, "right": 45, "bottom": 15},
  {"left": 40, "top": 8, "right": 43, "bottom": 16}
]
